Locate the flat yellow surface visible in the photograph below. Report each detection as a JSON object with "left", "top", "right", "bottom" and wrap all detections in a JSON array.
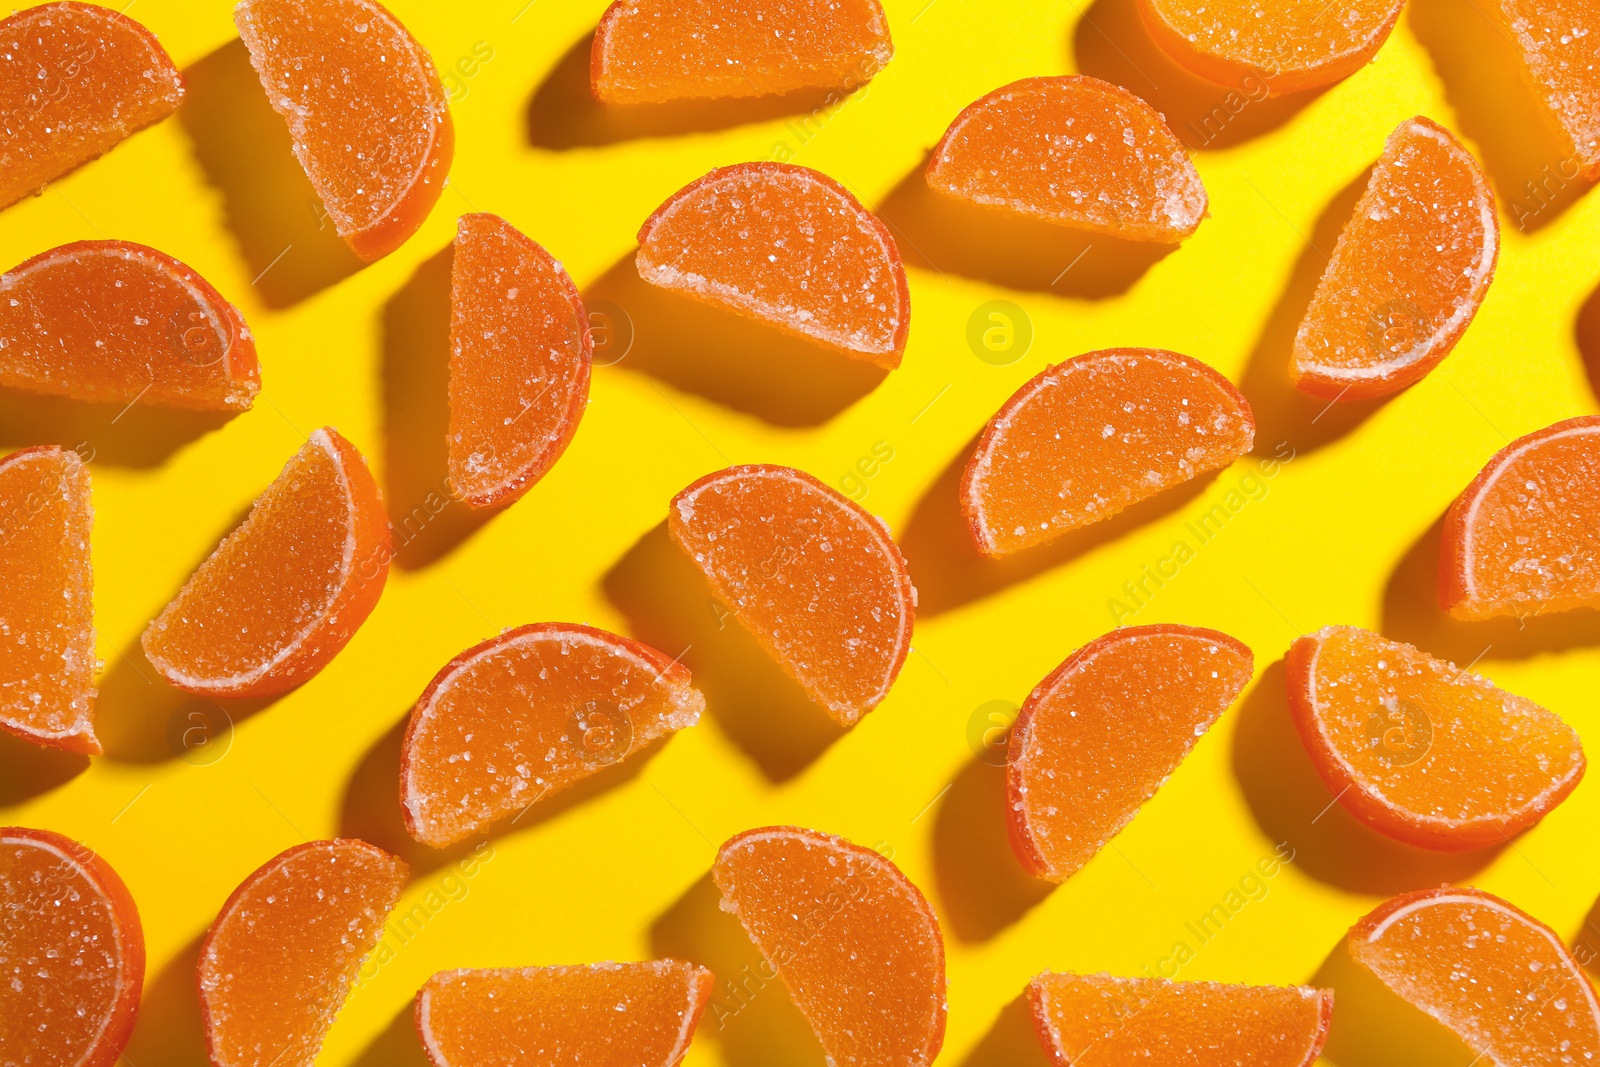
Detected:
[{"left": 4, "top": 0, "right": 1600, "bottom": 1064}]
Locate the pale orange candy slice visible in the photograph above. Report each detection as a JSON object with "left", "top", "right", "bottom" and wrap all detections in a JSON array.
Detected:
[
  {"left": 927, "top": 76, "right": 1207, "bottom": 243},
  {"left": 961, "top": 348, "right": 1255, "bottom": 558},
  {"left": 1492, "top": 0, "right": 1600, "bottom": 179},
  {"left": 1292, "top": 117, "right": 1498, "bottom": 400},
  {"left": 714, "top": 826, "right": 946, "bottom": 1066},
  {"left": 669, "top": 464, "right": 915, "bottom": 724},
  {"left": 636, "top": 162, "right": 909, "bottom": 367},
  {"left": 235, "top": 0, "right": 452, "bottom": 262},
  {"left": 142, "top": 427, "right": 390, "bottom": 698},
  {"left": 199, "top": 839, "right": 408, "bottom": 1067}
]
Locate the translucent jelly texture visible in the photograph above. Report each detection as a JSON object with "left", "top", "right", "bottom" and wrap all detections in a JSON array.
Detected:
[
  {"left": 927, "top": 76, "right": 1208, "bottom": 242},
  {"left": 0, "top": 2, "right": 183, "bottom": 209},
  {"left": 669, "top": 464, "right": 915, "bottom": 724},
  {"left": 0, "top": 240, "right": 260, "bottom": 411},
  {"left": 1292, "top": 117, "right": 1498, "bottom": 400},
  {"left": 961, "top": 348, "right": 1255, "bottom": 557},
  {"left": 714, "top": 827, "right": 946, "bottom": 1067},
  {"left": 1494, "top": 0, "right": 1600, "bottom": 179},
  {"left": 636, "top": 163, "right": 910, "bottom": 366},
  {"left": 1288, "top": 625, "right": 1585, "bottom": 850}
]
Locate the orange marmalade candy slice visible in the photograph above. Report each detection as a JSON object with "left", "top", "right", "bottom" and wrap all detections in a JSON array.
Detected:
[
  {"left": 961, "top": 348, "right": 1254, "bottom": 558},
  {"left": 591, "top": 0, "right": 893, "bottom": 105},
  {"left": 235, "top": 0, "right": 452, "bottom": 262},
  {"left": 1292, "top": 117, "right": 1498, "bottom": 400},
  {"left": 2, "top": 826, "right": 144, "bottom": 1067},
  {"left": 1349, "top": 886, "right": 1600, "bottom": 1062},
  {"left": 669, "top": 464, "right": 915, "bottom": 724},
  {"left": 0, "top": 3, "right": 183, "bottom": 210},
  {"left": 927, "top": 76, "right": 1207, "bottom": 243},
  {"left": 448, "top": 213, "right": 591, "bottom": 509},
  {"left": 714, "top": 826, "right": 946, "bottom": 1066},
  {"left": 1493, "top": 0, "right": 1600, "bottom": 179},
  {"left": 1007, "top": 625, "right": 1254, "bottom": 882},
  {"left": 636, "top": 163, "right": 909, "bottom": 368},
  {"left": 199, "top": 839, "right": 407, "bottom": 1067},
  {"left": 142, "top": 427, "right": 390, "bottom": 698},
  {"left": 415, "top": 961, "right": 714, "bottom": 1067},
  {"left": 1, "top": 240, "right": 260, "bottom": 411},
  {"left": 1288, "top": 626, "right": 1585, "bottom": 850}
]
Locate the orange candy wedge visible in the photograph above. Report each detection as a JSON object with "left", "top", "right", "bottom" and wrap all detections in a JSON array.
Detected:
[
  {"left": 415, "top": 961, "right": 714, "bottom": 1067},
  {"left": 1493, "top": 0, "right": 1600, "bottom": 179},
  {"left": 714, "top": 826, "right": 946, "bottom": 1066},
  {"left": 670, "top": 464, "right": 915, "bottom": 724},
  {"left": 1, "top": 240, "right": 260, "bottom": 411},
  {"left": 199, "top": 839, "right": 407, "bottom": 1067},
  {"left": 637, "top": 162, "right": 909, "bottom": 367},
  {"left": 2, "top": 826, "right": 144, "bottom": 1067},
  {"left": 142, "top": 427, "right": 390, "bottom": 698},
  {"left": 1007, "top": 625, "right": 1255, "bottom": 882},
  {"left": 1288, "top": 625, "right": 1585, "bottom": 850},
  {"left": 961, "top": 348, "right": 1255, "bottom": 558},
  {"left": 1292, "top": 117, "right": 1498, "bottom": 400},
  {"left": 235, "top": 0, "right": 452, "bottom": 262},
  {"left": 927, "top": 76, "right": 1208, "bottom": 243}
]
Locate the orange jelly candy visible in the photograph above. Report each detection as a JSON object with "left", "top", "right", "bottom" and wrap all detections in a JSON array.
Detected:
[
  {"left": 927, "top": 76, "right": 1207, "bottom": 243},
  {"left": 415, "top": 961, "right": 713, "bottom": 1067},
  {"left": 1493, "top": 0, "right": 1600, "bottom": 179},
  {"left": 142, "top": 427, "right": 390, "bottom": 698},
  {"left": 1007, "top": 625, "right": 1254, "bottom": 882},
  {"left": 637, "top": 162, "right": 909, "bottom": 367},
  {"left": 714, "top": 826, "right": 946, "bottom": 1066},
  {"left": 1441, "top": 416, "right": 1600, "bottom": 620},
  {"left": 670, "top": 464, "right": 915, "bottom": 724},
  {"left": 0, "top": 3, "right": 183, "bottom": 209},
  {"left": 2, "top": 826, "right": 144, "bottom": 1067},
  {"left": 448, "top": 213, "right": 591, "bottom": 509},
  {"left": 235, "top": 0, "right": 452, "bottom": 262},
  {"left": 1, "top": 240, "right": 260, "bottom": 411},
  {"left": 961, "top": 348, "right": 1255, "bottom": 558},
  {"left": 1288, "top": 625, "right": 1585, "bottom": 850},
  {"left": 591, "top": 0, "right": 893, "bottom": 105},
  {"left": 0, "top": 446, "right": 97, "bottom": 753},
  {"left": 199, "top": 839, "right": 407, "bottom": 1067}
]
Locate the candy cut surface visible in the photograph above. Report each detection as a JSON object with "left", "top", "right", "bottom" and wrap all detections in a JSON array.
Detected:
[
  {"left": 0, "top": 2, "right": 183, "bottom": 209},
  {"left": 235, "top": 0, "right": 452, "bottom": 262},
  {"left": 1493, "top": 0, "right": 1600, "bottom": 179},
  {"left": 1288, "top": 625, "right": 1584, "bottom": 850},
  {"left": 0, "top": 240, "right": 260, "bottom": 411},
  {"left": 961, "top": 348, "right": 1255, "bottom": 558},
  {"left": 714, "top": 826, "right": 946, "bottom": 1066},
  {"left": 1, "top": 826, "right": 144, "bottom": 1067},
  {"left": 1292, "top": 117, "right": 1498, "bottom": 400},
  {"left": 669, "top": 464, "right": 915, "bottom": 724},
  {"left": 142, "top": 427, "right": 390, "bottom": 698},
  {"left": 927, "top": 76, "right": 1207, "bottom": 243},
  {"left": 637, "top": 162, "right": 909, "bottom": 367}
]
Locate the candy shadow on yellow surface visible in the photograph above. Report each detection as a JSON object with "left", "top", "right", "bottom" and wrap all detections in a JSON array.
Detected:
[
  {"left": 1572, "top": 893, "right": 1600, "bottom": 974},
  {"left": 933, "top": 757, "right": 1053, "bottom": 944},
  {"left": 122, "top": 931, "right": 209, "bottom": 1067},
  {"left": 1576, "top": 281, "right": 1600, "bottom": 404},
  {"left": 0, "top": 729, "right": 88, "bottom": 807},
  {"left": 1314, "top": 936, "right": 1479, "bottom": 1067},
  {"left": 0, "top": 390, "right": 231, "bottom": 468},
  {"left": 95, "top": 640, "right": 279, "bottom": 764},
  {"left": 960, "top": 990, "right": 1052, "bottom": 1067},
  {"left": 351, "top": 1000, "right": 430, "bottom": 1067}
]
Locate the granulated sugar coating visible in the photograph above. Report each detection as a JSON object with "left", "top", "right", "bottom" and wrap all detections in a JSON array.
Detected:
[
  {"left": 400, "top": 623, "right": 705, "bottom": 848},
  {"left": 1292, "top": 117, "right": 1498, "bottom": 400},
  {"left": 927, "top": 76, "right": 1208, "bottom": 243},
  {"left": 636, "top": 163, "right": 910, "bottom": 367},
  {"left": 198, "top": 839, "right": 407, "bottom": 1067},
  {"left": 713, "top": 827, "right": 947, "bottom": 1067},
  {"left": 1349, "top": 886, "right": 1600, "bottom": 1064},
  {"left": 415, "top": 960, "right": 714, "bottom": 1067},
  {"left": 961, "top": 348, "right": 1255, "bottom": 558},
  {"left": 1287, "top": 626, "right": 1585, "bottom": 850},
  {"left": 1, "top": 826, "right": 145, "bottom": 1067},
  {"left": 668, "top": 464, "right": 915, "bottom": 724},
  {"left": 1007, "top": 626, "right": 1255, "bottom": 882},
  {"left": 0, "top": 240, "right": 260, "bottom": 411},
  {"left": 591, "top": 0, "right": 893, "bottom": 104},
  {"left": 234, "top": 0, "right": 452, "bottom": 262},
  {"left": 0, "top": 3, "right": 183, "bottom": 210},
  {"left": 1493, "top": 0, "right": 1600, "bottom": 179},
  {"left": 142, "top": 427, "right": 390, "bottom": 698},
  {"left": 1441, "top": 416, "right": 1600, "bottom": 621}
]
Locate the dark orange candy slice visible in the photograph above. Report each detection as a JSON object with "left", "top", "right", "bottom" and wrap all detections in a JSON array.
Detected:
[{"left": 1492, "top": 0, "right": 1600, "bottom": 179}]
